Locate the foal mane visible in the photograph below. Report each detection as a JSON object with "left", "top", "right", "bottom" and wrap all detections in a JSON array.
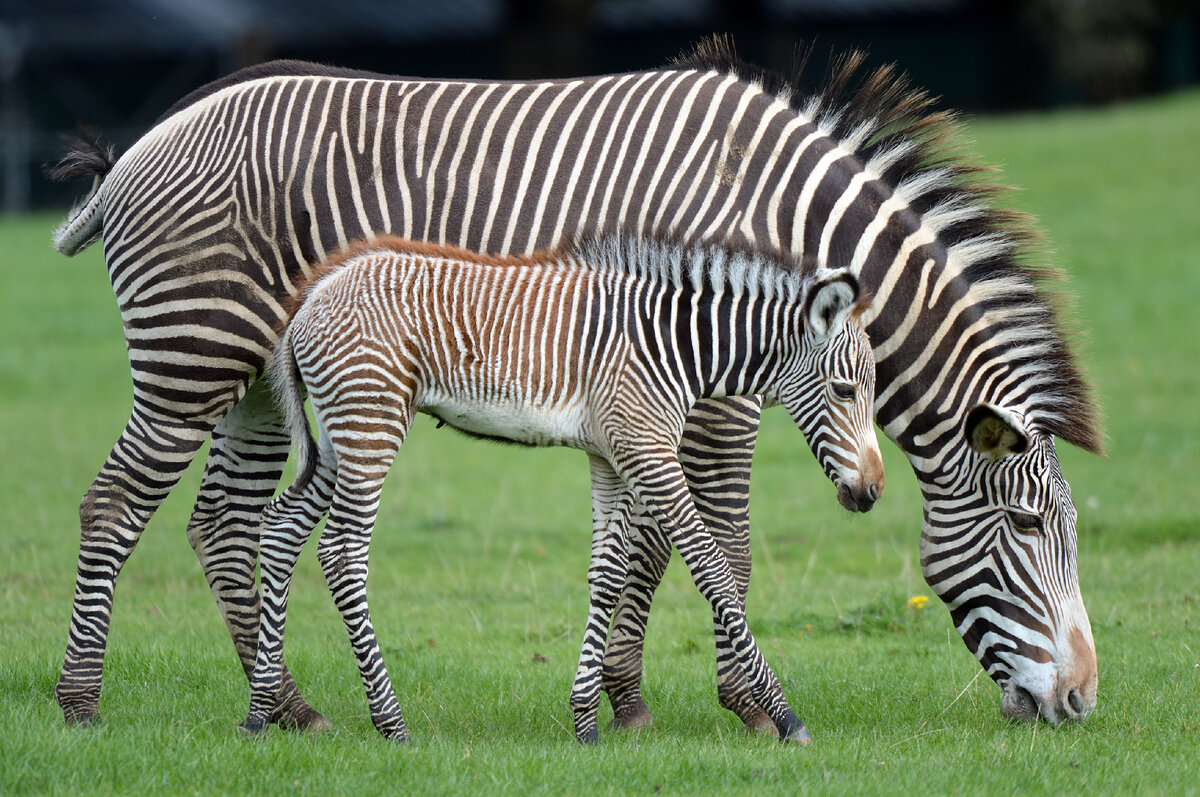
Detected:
[
  {"left": 283, "top": 236, "right": 549, "bottom": 330},
  {"left": 675, "top": 35, "right": 1103, "bottom": 454}
]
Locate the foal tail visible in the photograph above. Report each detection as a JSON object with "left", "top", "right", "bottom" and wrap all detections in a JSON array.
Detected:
[
  {"left": 268, "top": 326, "right": 320, "bottom": 490},
  {"left": 47, "top": 131, "right": 115, "bottom": 256}
]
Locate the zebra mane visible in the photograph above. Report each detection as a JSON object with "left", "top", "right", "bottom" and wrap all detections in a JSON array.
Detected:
[
  {"left": 158, "top": 60, "right": 400, "bottom": 123},
  {"left": 574, "top": 235, "right": 813, "bottom": 304},
  {"left": 674, "top": 36, "right": 1103, "bottom": 454},
  {"left": 283, "top": 236, "right": 547, "bottom": 330},
  {"left": 287, "top": 234, "right": 815, "bottom": 337}
]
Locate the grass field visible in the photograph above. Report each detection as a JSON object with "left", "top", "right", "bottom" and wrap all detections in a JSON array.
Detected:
[{"left": 2, "top": 90, "right": 1198, "bottom": 795}]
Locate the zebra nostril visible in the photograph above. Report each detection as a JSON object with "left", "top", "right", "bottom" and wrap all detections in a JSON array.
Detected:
[
  {"left": 1067, "top": 689, "right": 1084, "bottom": 715},
  {"left": 867, "top": 483, "right": 880, "bottom": 502}
]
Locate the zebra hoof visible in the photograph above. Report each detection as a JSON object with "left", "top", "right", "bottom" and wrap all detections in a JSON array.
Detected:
[
  {"left": 743, "top": 711, "right": 780, "bottom": 738},
  {"left": 61, "top": 705, "right": 101, "bottom": 727},
  {"left": 239, "top": 712, "right": 271, "bottom": 736},
  {"left": 55, "top": 683, "right": 101, "bottom": 727},
  {"left": 780, "top": 722, "right": 812, "bottom": 746},
  {"left": 577, "top": 726, "right": 600, "bottom": 745},
  {"left": 272, "top": 701, "right": 332, "bottom": 733},
  {"left": 373, "top": 717, "right": 410, "bottom": 743},
  {"left": 609, "top": 700, "right": 653, "bottom": 731},
  {"left": 773, "top": 708, "right": 812, "bottom": 746}
]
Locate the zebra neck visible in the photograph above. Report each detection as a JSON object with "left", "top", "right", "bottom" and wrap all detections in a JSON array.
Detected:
[
  {"left": 857, "top": 243, "right": 1033, "bottom": 472},
  {"left": 665, "top": 280, "right": 792, "bottom": 403}
]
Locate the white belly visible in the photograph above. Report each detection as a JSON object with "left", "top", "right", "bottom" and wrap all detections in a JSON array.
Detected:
[{"left": 421, "top": 394, "right": 592, "bottom": 450}]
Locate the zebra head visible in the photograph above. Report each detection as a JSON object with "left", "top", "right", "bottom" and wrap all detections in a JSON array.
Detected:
[
  {"left": 919, "top": 404, "right": 1097, "bottom": 724},
  {"left": 776, "top": 269, "right": 885, "bottom": 514}
]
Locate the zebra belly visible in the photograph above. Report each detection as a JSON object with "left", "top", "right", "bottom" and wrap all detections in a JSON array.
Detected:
[{"left": 420, "top": 397, "right": 594, "bottom": 451}]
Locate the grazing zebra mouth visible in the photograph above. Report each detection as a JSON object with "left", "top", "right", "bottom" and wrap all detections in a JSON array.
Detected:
[{"left": 1001, "top": 685, "right": 1041, "bottom": 723}]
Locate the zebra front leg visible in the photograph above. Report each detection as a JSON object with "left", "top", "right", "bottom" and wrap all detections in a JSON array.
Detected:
[
  {"left": 242, "top": 454, "right": 337, "bottom": 735},
  {"left": 56, "top": 406, "right": 217, "bottom": 725},
  {"left": 571, "top": 457, "right": 636, "bottom": 743},
  {"left": 604, "top": 397, "right": 772, "bottom": 735},
  {"left": 614, "top": 447, "right": 810, "bottom": 745},
  {"left": 187, "top": 381, "right": 328, "bottom": 731}
]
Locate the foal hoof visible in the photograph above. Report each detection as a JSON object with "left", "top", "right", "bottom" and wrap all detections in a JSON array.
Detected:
[
  {"left": 577, "top": 726, "right": 600, "bottom": 745},
  {"left": 239, "top": 713, "right": 271, "bottom": 737},
  {"left": 772, "top": 708, "right": 812, "bottom": 746},
  {"left": 780, "top": 722, "right": 812, "bottom": 746},
  {"left": 55, "top": 683, "right": 101, "bottom": 726},
  {"left": 61, "top": 705, "right": 101, "bottom": 727}
]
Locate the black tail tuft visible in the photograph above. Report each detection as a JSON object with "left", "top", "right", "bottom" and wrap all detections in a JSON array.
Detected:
[{"left": 44, "top": 127, "right": 114, "bottom": 184}]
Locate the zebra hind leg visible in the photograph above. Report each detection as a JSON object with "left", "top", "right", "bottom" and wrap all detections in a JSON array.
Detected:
[
  {"left": 601, "top": 503, "right": 664, "bottom": 731},
  {"left": 55, "top": 406, "right": 217, "bottom": 725},
  {"left": 309, "top": 410, "right": 411, "bottom": 742},
  {"left": 186, "top": 382, "right": 328, "bottom": 731},
  {"left": 317, "top": 473, "right": 410, "bottom": 742}
]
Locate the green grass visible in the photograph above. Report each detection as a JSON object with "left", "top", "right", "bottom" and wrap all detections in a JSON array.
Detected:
[{"left": 2, "top": 90, "right": 1199, "bottom": 795}]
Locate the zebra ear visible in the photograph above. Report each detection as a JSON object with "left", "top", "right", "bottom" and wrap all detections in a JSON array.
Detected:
[
  {"left": 965, "top": 404, "right": 1030, "bottom": 460},
  {"left": 805, "top": 269, "right": 859, "bottom": 343}
]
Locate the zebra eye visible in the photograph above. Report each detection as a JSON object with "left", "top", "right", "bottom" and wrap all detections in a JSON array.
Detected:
[
  {"left": 832, "top": 382, "right": 857, "bottom": 401},
  {"left": 1009, "top": 511, "right": 1043, "bottom": 533}
]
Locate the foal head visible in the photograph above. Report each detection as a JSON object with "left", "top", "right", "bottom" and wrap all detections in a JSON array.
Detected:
[{"left": 777, "top": 270, "right": 885, "bottom": 513}]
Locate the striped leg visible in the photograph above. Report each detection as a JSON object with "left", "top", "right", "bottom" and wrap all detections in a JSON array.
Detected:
[
  {"left": 570, "top": 456, "right": 636, "bottom": 743},
  {"left": 611, "top": 444, "right": 809, "bottom": 744},
  {"left": 604, "top": 397, "right": 772, "bottom": 734},
  {"left": 243, "top": 437, "right": 338, "bottom": 735},
  {"left": 55, "top": 405, "right": 219, "bottom": 724},
  {"left": 317, "top": 458, "right": 409, "bottom": 741},
  {"left": 600, "top": 504, "right": 669, "bottom": 730},
  {"left": 187, "top": 383, "right": 328, "bottom": 730}
]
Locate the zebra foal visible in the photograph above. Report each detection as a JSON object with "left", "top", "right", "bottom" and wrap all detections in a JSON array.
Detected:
[{"left": 241, "top": 234, "right": 883, "bottom": 743}]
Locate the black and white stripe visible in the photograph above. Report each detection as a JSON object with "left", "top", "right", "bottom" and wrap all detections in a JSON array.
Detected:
[
  {"left": 239, "top": 235, "right": 880, "bottom": 743},
  {"left": 50, "top": 38, "right": 1100, "bottom": 732}
]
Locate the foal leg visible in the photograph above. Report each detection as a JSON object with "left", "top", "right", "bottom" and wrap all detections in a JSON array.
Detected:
[
  {"left": 186, "top": 380, "right": 327, "bottom": 730},
  {"left": 314, "top": 412, "right": 411, "bottom": 741},
  {"left": 612, "top": 445, "right": 809, "bottom": 744},
  {"left": 242, "top": 432, "right": 337, "bottom": 734},
  {"left": 55, "top": 403, "right": 221, "bottom": 724},
  {"left": 570, "top": 456, "right": 635, "bottom": 743},
  {"left": 604, "top": 397, "right": 771, "bottom": 734}
]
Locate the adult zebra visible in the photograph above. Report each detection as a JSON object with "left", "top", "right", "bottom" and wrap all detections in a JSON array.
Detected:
[{"left": 50, "top": 37, "right": 1100, "bottom": 733}]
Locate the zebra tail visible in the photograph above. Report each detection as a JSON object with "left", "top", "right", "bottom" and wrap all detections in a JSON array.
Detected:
[
  {"left": 47, "top": 131, "right": 115, "bottom": 257},
  {"left": 268, "top": 327, "right": 319, "bottom": 490}
]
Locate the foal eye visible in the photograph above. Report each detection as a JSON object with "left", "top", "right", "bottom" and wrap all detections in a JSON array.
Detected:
[
  {"left": 832, "top": 382, "right": 857, "bottom": 401},
  {"left": 1009, "top": 512, "right": 1043, "bottom": 533}
]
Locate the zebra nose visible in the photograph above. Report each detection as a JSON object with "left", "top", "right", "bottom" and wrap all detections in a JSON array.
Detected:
[
  {"left": 837, "top": 481, "right": 879, "bottom": 513},
  {"left": 1067, "top": 689, "right": 1084, "bottom": 716}
]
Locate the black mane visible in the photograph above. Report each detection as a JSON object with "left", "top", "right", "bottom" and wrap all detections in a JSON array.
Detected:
[
  {"left": 676, "top": 35, "right": 1102, "bottom": 454},
  {"left": 157, "top": 60, "right": 404, "bottom": 123}
]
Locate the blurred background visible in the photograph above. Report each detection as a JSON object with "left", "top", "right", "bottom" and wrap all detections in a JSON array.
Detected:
[{"left": 3, "top": 0, "right": 1199, "bottom": 212}]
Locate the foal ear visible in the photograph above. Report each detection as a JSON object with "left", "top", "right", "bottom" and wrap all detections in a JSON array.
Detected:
[
  {"left": 965, "top": 403, "right": 1030, "bottom": 460},
  {"left": 805, "top": 269, "right": 859, "bottom": 343}
]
